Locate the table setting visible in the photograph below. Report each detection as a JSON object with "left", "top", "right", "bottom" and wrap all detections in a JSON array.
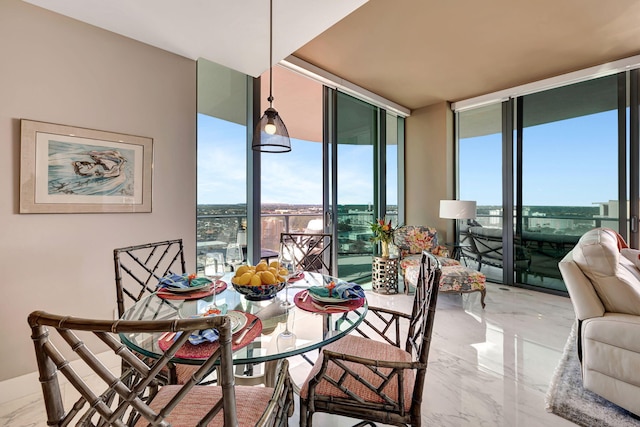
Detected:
[
  {"left": 155, "top": 273, "right": 228, "bottom": 300},
  {"left": 294, "top": 280, "right": 366, "bottom": 313},
  {"left": 157, "top": 310, "right": 263, "bottom": 359}
]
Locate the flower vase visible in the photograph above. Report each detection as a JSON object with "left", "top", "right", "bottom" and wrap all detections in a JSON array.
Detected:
[{"left": 381, "top": 241, "right": 390, "bottom": 258}]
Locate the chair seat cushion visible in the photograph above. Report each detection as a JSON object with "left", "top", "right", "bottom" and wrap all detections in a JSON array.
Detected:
[
  {"left": 300, "top": 335, "right": 415, "bottom": 411},
  {"left": 137, "top": 384, "right": 274, "bottom": 427},
  {"left": 406, "top": 263, "right": 486, "bottom": 293},
  {"left": 400, "top": 254, "right": 459, "bottom": 272}
]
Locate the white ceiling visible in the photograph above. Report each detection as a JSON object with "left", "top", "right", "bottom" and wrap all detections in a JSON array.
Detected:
[{"left": 22, "top": 0, "right": 368, "bottom": 78}]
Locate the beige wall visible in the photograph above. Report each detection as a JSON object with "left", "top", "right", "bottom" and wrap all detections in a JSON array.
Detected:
[
  {"left": 405, "top": 102, "right": 455, "bottom": 242},
  {"left": 0, "top": 1, "right": 196, "bottom": 380}
]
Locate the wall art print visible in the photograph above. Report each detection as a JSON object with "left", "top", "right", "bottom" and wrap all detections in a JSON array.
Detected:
[{"left": 20, "top": 119, "right": 153, "bottom": 213}]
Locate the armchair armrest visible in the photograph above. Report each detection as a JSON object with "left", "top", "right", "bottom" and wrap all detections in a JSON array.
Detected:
[{"left": 430, "top": 245, "right": 450, "bottom": 258}]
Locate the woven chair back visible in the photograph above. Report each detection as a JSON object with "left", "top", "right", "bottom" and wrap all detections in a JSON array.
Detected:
[
  {"left": 28, "top": 311, "right": 236, "bottom": 427},
  {"left": 280, "top": 232, "right": 333, "bottom": 276},
  {"left": 113, "top": 239, "right": 186, "bottom": 317}
]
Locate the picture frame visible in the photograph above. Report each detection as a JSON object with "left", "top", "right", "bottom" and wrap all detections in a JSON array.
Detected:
[{"left": 19, "top": 119, "right": 153, "bottom": 213}]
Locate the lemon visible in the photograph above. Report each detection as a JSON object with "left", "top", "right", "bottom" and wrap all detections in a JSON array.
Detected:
[
  {"left": 261, "top": 271, "right": 277, "bottom": 285},
  {"left": 237, "top": 272, "right": 253, "bottom": 285},
  {"left": 269, "top": 261, "right": 280, "bottom": 269},
  {"left": 267, "top": 267, "right": 278, "bottom": 276},
  {"left": 255, "top": 261, "right": 268, "bottom": 272},
  {"left": 278, "top": 267, "right": 288, "bottom": 276},
  {"left": 235, "top": 265, "right": 250, "bottom": 277},
  {"left": 250, "top": 274, "right": 262, "bottom": 286}
]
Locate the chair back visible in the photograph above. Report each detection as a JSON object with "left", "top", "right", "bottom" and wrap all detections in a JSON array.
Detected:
[
  {"left": 407, "top": 251, "right": 441, "bottom": 412},
  {"left": 113, "top": 239, "right": 186, "bottom": 317},
  {"left": 394, "top": 225, "right": 440, "bottom": 258},
  {"left": 28, "top": 311, "right": 237, "bottom": 427},
  {"left": 280, "top": 233, "right": 333, "bottom": 275}
]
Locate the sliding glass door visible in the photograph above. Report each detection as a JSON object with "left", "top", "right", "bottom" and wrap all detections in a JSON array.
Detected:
[
  {"left": 456, "top": 73, "right": 629, "bottom": 293},
  {"left": 517, "top": 76, "right": 620, "bottom": 291}
]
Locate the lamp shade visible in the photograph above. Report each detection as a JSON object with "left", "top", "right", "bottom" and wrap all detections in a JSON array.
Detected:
[
  {"left": 439, "top": 200, "right": 477, "bottom": 219},
  {"left": 252, "top": 107, "right": 291, "bottom": 153}
]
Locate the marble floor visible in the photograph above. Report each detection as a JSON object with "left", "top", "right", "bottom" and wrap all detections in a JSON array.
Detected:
[{"left": 0, "top": 282, "right": 578, "bottom": 426}]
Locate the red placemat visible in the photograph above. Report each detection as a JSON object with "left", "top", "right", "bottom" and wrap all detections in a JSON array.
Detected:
[
  {"left": 294, "top": 290, "right": 365, "bottom": 313},
  {"left": 157, "top": 280, "right": 227, "bottom": 301},
  {"left": 157, "top": 312, "right": 262, "bottom": 359},
  {"left": 288, "top": 271, "right": 305, "bottom": 282}
]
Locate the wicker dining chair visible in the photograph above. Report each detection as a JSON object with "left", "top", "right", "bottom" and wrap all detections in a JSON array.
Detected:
[
  {"left": 299, "top": 251, "right": 441, "bottom": 427},
  {"left": 113, "top": 239, "right": 204, "bottom": 385},
  {"left": 113, "top": 239, "right": 186, "bottom": 318},
  {"left": 28, "top": 311, "right": 294, "bottom": 427},
  {"left": 280, "top": 232, "right": 333, "bottom": 276}
]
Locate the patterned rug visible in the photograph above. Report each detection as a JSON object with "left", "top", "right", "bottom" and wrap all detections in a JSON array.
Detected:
[{"left": 546, "top": 323, "right": 640, "bottom": 427}]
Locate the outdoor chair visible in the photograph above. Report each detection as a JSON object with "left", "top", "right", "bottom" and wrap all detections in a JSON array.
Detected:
[
  {"left": 28, "top": 311, "right": 294, "bottom": 427},
  {"left": 299, "top": 251, "right": 441, "bottom": 427},
  {"left": 280, "top": 232, "right": 333, "bottom": 275},
  {"left": 113, "top": 239, "right": 197, "bottom": 385}
]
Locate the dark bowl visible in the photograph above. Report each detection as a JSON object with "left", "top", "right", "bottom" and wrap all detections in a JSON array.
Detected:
[{"left": 232, "top": 282, "right": 286, "bottom": 301}]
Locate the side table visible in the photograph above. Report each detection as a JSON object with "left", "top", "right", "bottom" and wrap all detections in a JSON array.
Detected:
[{"left": 372, "top": 256, "right": 399, "bottom": 294}]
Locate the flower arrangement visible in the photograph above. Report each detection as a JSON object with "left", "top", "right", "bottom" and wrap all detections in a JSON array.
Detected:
[{"left": 370, "top": 218, "right": 400, "bottom": 244}]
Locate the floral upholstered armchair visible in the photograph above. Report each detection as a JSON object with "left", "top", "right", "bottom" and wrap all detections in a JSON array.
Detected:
[
  {"left": 394, "top": 225, "right": 458, "bottom": 271},
  {"left": 394, "top": 225, "right": 487, "bottom": 307}
]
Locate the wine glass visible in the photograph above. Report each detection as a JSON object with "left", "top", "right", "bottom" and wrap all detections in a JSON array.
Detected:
[
  {"left": 278, "top": 243, "right": 296, "bottom": 308},
  {"left": 204, "top": 252, "right": 225, "bottom": 308},
  {"left": 226, "top": 243, "right": 243, "bottom": 272},
  {"left": 276, "top": 306, "right": 296, "bottom": 352}
]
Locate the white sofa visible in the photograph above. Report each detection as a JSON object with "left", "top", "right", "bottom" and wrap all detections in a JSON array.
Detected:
[{"left": 559, "top": 227, "right": 640, "bottom": 416}]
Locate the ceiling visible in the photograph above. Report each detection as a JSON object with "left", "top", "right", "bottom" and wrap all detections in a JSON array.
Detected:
[{"left": 24, "top": 0, "right": 640, "bottom": 112}]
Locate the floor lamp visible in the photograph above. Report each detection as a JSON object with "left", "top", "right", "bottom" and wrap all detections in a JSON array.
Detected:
[{"left": 439, "top": 200, "right": 477, "bottom": 260}]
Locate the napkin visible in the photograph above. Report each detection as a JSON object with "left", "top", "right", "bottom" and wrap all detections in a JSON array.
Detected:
[
  {"left": 308, "top": 282, "right": 365, "bottom": 300},
  {"left": 157, "top": 274, "right": 212, "bottom": 290},
  {"left": 174, "top": 328, "right": 220, "bottom": 345}
]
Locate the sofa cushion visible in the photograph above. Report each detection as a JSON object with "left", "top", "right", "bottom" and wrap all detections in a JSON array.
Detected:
[{"left": 573, "top": 228, "right": 640, "bottom": 316}]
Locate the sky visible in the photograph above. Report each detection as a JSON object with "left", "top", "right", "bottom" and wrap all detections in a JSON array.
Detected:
[
  {"left": 459, "top": 110, "right": 619, "bottom": 206},
  {"left": 197, "top": 113, "right": 398, "bottom": 205},
  {"left": 198, "top": 108, "right": 616, "bottom": 208}
]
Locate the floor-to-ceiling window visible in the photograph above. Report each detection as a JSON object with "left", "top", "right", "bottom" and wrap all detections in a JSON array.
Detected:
[
  {"left": 197, "top": 59, "right": 406, "bottom": 280},
  {"left": 456, "top": 73, "right": 628, "bottom": 293},
  {"left": 334, "top": 92, "right": 377, "bottom": 281},
  {"left": 517, "top": 76, "right": 620, "bottom": 291},
  {"left": 258, "top": 66, "right": 324, "bottom": 254},
  {"left": 196, "top": 59, "right": 248, "bottom": 269},
  {"left": 458, "top": 103, "right": 503, "bottom": 283}
]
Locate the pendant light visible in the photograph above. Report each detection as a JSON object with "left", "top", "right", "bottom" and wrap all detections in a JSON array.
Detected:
[{"left": 252, "top": 0, "right": 291, "bottom": 153}]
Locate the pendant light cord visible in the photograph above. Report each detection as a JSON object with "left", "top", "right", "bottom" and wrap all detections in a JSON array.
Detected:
[{"left": 268, "top": 0, "right": 274, "bottom": 106}]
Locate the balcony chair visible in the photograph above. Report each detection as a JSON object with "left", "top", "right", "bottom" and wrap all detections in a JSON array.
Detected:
[
  {"left": 28, "top": 311, "right": 294, "bottom": 427},
  {"left": 299, "top": 251, "right": 441, "bottom": 427},
  {"left": 280, "top": 232, "right": 333, "bottom": 275},
  {"left": 113, "top": 239, "right": 197, "bottom": 385},
  {"left": 395, "top": 225, "right": 486, "bottom": 308}
]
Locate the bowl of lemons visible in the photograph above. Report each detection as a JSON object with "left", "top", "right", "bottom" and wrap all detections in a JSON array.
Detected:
[{"left": 230, "top": 260, "right": 287, "bottom": 301}]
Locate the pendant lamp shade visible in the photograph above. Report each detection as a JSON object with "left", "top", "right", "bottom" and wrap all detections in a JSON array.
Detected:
[
  {"left": 252, "top": 0, "right": 291, "bottom": 153},
  {"left": 252, "top": 106, "right": 291, "bottom": 152}
]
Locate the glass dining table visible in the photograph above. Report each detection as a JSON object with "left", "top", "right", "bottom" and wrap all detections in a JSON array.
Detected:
[{"left": 119, "top": 271, "right": 368, "bottom": 385}]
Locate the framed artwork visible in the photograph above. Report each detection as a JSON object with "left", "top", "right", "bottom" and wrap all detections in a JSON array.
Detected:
[{"left": 19, "top": 119, "right": 153, "bottom": 213}]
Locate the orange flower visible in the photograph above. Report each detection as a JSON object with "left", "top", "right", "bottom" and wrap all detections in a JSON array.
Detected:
[{"left": 326, "top": 280, "right": 336, "bottom": 297}]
